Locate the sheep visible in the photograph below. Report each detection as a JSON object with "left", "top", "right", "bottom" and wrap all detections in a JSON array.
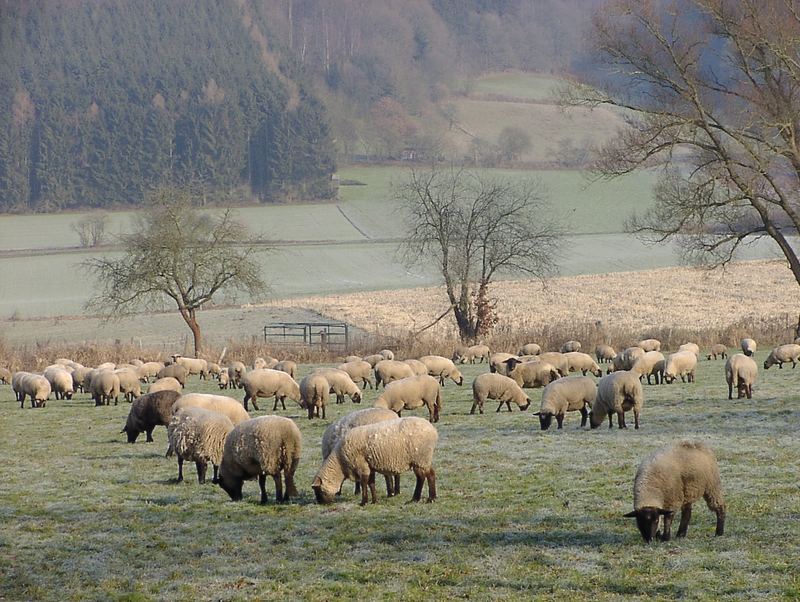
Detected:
[
  {"left": 622, "top": 346, "right": 646, "bottom": 369},
  {"left": 13, "top": 372, "right": 52, "bottom": 408},
  {"left": 121, "top": 390, "right": 182, "bottom": 443},
  {"left": 300, "top": 373, "right": 331, "bottom": 419},
  {"left": 115, "top": 368, "right": 142, "bottom": 402},
  {"left": 241, "top": 368, "right": 301, "bottom": 412},
  {"left": 70, "top": 366, "right": 91, "bottom": 393},
  {"left": 638, "top": 339, "right": 661, "bottom": 352},
  {"left": 607, "top": 353, "right": 626, "bottom": 375},
  {"left": 489, "top": 352, "right": 517, "bottom": 375},
  {"left": 454, "top": 344, "right": 490, "bottom": 364},
  {"left": 96, "top": 362, "right": 116, "bottom": 371},
  {"left": 156, "top": 364, "right": 187, "bottom": 388},
  {"left": 419, "top": 355, "right": 463, "bottom": 386},
  {"left": 403, "top": 359, "right": 429, "bottom": 376},
  {"left": 321, "top": 407, "right": 400, "bottom": 497},
  {"left": 138, "top": 361, "right": 165, "bottom": 382},
  {"left": 374, "top": 359, "right": 414, "bottom": 388},
  {"left": 517, "top": 343, "right": 542, "bottom": 356},
  {"left": 536, "top": 352, "right": 570, "bottom": 377},
  {"left": 337, "top": 360, "right": 375, "bottom": 390},
  {"left": 763, "top": 343, "right": 800, "bottom": 370},
  {"left": 217, "top": 368, "right": 232, "bottom": 389},
  {"left": 253, "top": 356, "right": 278, "bottom": 370},
  {"left": 129, "top": 359, "right": 144, "bottom": 367},
  {"left": 148, "top": 377, "right": 183, "bottom": 394},
  {"left": 504, "top": 359, "right": 560, "bottom": 389},
  {"left": 471, "top": 373, "right": 532, "bottom": 414},
  {"left": 312, "top": 416, "right": 438, "bottom": 506},
  {"left": 43, "top": 366, "right": 74, "bottom": 400},
  {"left": 313, "top": 368, "right": 362, "bottom": 405},
  {"left": 706, "top": 344, "right": 728, "bottom": 361},
  {"left": 741, "top": 338, "right": 757, "bottom": 357},
  {"left": 624, "top": 440, "right": 725, "bottom": 542},
  {"left": 206, "top": 362, "right": 222, "bottom": 378},
  {"left": 678, "top": 342, "right": 700, "bottom": 357},
  {"left": 535, "top": 375, "right": 597, "bottom": 430},
  {"left": 227, "top": 360, "right": 247, "bottom": 388},
  {"left": 343, "top": 355, "right": 363, "bottom": 364},
  {"left": 663, "top": 351, "right": 698, "bottom": 384},
  {"left": 725, "top": 354, "right": 758, "bottom": 399},
  {"left": 362, "top": 354, "right": 385, "bottom": 367},
  {"left": 631, "top": 351, "right": 666, "bottom": 385},
  {"left": 172, "top": 393, "right": 250, "bottom": 425},
  {"left": 564, "top": 352, "right": 603, "bottom": 377},
  {"left": 90, "top": 371, "right": 120, "bottom": 406},
  {"left": 172, "top": 355, "right": 209, "bottom": 379},
  {"left": 378, "top": 349, "right": 395, "bottom": 361},
  {"left": 167, "top": 407, "right": 234, "bottom": 484},
  {"left": 217, "top": 416, "right": 302, "bottom": 504},
  {"left": 374, "top": 374, "right": 442, "bottom": 423},
  {"left": 595, "top": 344, "right": 617, "bottom": 364},
  {"left": 560, "top": 340, "right": 581, "bottom": 353},
  {"left": 273, "top": 360, "right": 297, "bottom": 380},
  {"left": 0, "top": 367, "right": 10, "bottom": 384},
  {"left": 589, "top": 370, "right": 644, "bottom": 429}
]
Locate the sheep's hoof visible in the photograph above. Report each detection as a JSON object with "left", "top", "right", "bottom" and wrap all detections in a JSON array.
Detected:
[{"left": 425, "top": 498, "right": 436, "bottom": 503}]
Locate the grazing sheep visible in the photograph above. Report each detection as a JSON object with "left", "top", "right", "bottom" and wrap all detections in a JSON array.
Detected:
[
  {"left": 564, "top": 352, "right": 603, "bottom": 377},
  {"left": 253, "top": 356, "right": 278, "bottom": 370},
  {"left": 122, "top": 390, "right": 182, "bottom": 443},
  {"left": 217, "top": 416, "right": 302, "bottom": 504},
  {"left": 172, "top": 355, "right": 209, "bottom": 379},
  {"left": 706, "top": 344, "right": 728, "bottom": 361},
  {"left": 313, "top": 368, "right": 362, "bottom": 405},
  {"left": 535, "top": 375, "right": 597, "bottom": 430},
  {"left": 374, "top": 360, "right": 414, "bottom": 388},
  {"left": 374, "top": 374, "right": 442, "bottom": 423},
  {"left": 70, "top": 366, "right": 91, "bottom": 393},
  {"left": 300, "top": 373, "right": 331, "bottom": 419},
  {"left": 403, "top": 359, "right": 429, "bottom": 376},
  {"left": 638, "top": 339, "right": 661, "bottom": 352},
  {"left": 96, "top": 362, "right": 116, "bottom": 371},
  {"left": 663, "top": 351, "right": 698, "bottom": 384},
  {"left": 206, "top": 362, "right": 222, "bottom": 378},
  {"left": 740, "top": 338, "right": 757, "bottom": 357},
  {"left": 606, "top": 353, "right": 627, "bottom": 375},
  {"left": 149, "top": 377, "right": 183, "bottom": 394},
  {"left": 471, "top": 373, "right": 531, "bottom": 414},
  {"left": 631, "top": 351, "right": 666, "bottom": 385},
  {"left": 43, "top": 366, "right": 74, "bottom": 400},
  {"left": 454, "top": 344, "right": 490, "bottom": 364},
  {"left": 172, "top": 393, "right": 250, "bottom": 425},
  {"left": 0, "top": 367, "right": 10, "bottom": 384},
  {"left": 624, "top": 440, "right": 725, "bottom": 542},
  {"left": 115, "top": 368, "right": 142, "bottom": 402},
  {"left": 362, "top": 354, "right": 385, "bottom": 367},
  {"left": 242, "top": 368, "right": 301, "bottom": 412},
  {"left": 343, "top": 355, "right": 363, "bottom": 364},
  {"left": 536, "top": 352, "right": 570, "bottom": 377},
  {"left": 621, "top": 346, "right": 646, "bottom": 370},
  {"left": 312, "top": 417, "right": 438, "bottom": 506},
  {"left": 725, "top": 354, "right": 758, "bottom": 399},
  {"left": 338, "top": 360, "right": 375, "bottom": 390},
  {"left": 763, "top": 344, "right": 800, "bottom": 370},
  {"left": 273, "top": 360, "right": 297, "bottom": 379},
  {"left": 595, "top": 344, "right": 617, "bottom": 364},
  {"left": 227, "top": 361, "right": 247, "bottom": 388},
  {"left": 489, "top": 352, "right": 517, "bottom": 375},
  {"left": 589, "top": 370, "right": 644, "bottom": 429},
  {"left": 678, "top": 342, "right": 701, "bottom": 357},
  {"left": 560, "top": 340, "right": 581, "bottom": 353},
  {"left": 167, "top": 407, "right": 234, "bottom": 484},
  {"left": 517, "top": 343, "right": 542, "bottom": 356},
  {"left": 419, "top": 355, "right": 463, "bottom": 387},
  {"left": 90, "top": 371, "right": 121, "bottom": 406},
  {"left": 217, "top": 368, "right": 232, "bottom": 389},
  {"left": 137, "top": 361, "right": 165, "bottom": 382},
  {"left": 157, "top": 364, "right": 187, "bottom": 388},
  {"left": 13, "top": 372, "right": 52, "bottom": 408},
  {"left": 504, "top": 359, "right": 560, "bottom": 389},
  {"left": 378, "top": 349, "right": 395, "bottom": 361}
]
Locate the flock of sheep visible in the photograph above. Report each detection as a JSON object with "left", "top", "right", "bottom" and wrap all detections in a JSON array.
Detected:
[{"left": 4, "top": 336, "right": 800, "bottom": 542}]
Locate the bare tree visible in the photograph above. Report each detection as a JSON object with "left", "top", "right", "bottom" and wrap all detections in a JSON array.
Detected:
[
  {"left": 85, "top": 188, "right": 268, "bottom": 355},
  {"left": 562, "top": 0, "right": 800, "bottom": 282},
  {"left": 397, "top": 168, "right": 562, "bottom": 342},
  {"left": 72, "top": 213, "right": 109, "bottom": 248}
]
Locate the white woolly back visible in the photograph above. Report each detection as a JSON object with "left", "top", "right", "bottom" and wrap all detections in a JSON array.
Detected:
[{"left": 321, "top": 408, "right": 397, "bottom": 459}]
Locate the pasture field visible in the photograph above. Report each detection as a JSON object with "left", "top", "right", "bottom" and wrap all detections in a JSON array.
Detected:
[
  {"left": 1, "top": 352, "right": 799, "bottom": 600},
  {"left": 469, "top": 72, "right": 564, "bottom": 100}
]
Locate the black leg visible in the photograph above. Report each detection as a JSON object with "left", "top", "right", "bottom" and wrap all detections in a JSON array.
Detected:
[
  {"left": 196, "top": 461, "right": 207, "bottom": 484},
  {"left": 259, "top": 474, "right": 268, "bottom": 504},
  {"left": 177, "top": 456, "right": 184, "bottom": 482},
  {"left": 676, "top": 504, "right": 692, "bottom": 537},
  {"left": 661, "top": 512, "right": 674, "bottom": 541},
  {"left": 426, "top": 469, "right": 437, "bottom": 502},
  {"left": 273, "top": 473, "right": 283, "bottom": 502}
]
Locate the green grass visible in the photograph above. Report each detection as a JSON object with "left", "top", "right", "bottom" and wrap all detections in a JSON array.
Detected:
[
  {"left": 1, "top": 352, "right": 799, "bottom": 600},
  {"left": 470, "top": 72, "right": 564, "bottom": 101}
]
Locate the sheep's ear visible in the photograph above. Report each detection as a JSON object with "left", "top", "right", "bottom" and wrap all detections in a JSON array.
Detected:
[
  {"left": 312, "top": 476, "right": 322, "bottom": 488},
  {"left": 658, "top": 509, "right": 672, "bottom": 516},
  {"left": 623, "top": 510, "right": 638, "bottom": 518},
  {"left": 532, "top": 411, "right": 541, "bottom": 416}
]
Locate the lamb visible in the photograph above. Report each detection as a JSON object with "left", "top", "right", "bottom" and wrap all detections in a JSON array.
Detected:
[
  {"left": 90, "top": 371, "right": 121, "bottom": 406},
  {"left": 337, "top": 360, "right": 375, "bottom": 389},
  {"left": 43, "top": 366, "right": 74, "bottom": 400},
  {"left": 172, "top": 355, "right": 209, "bottom": 379},
  {"left": 273, "top": 360, "right": 297, "bottom": 379},
  {"left": 403, "top": 359, "right": 429, "bottom": 376},
  {"left": 706, "top": 344, "right": 728, "bottom": 361},
  {"left": 217, "top": 416, "right": 302, "bottom": 504},
  {"left": 241, "top": 368, "right": 301, "bottom": 411},
  {"left": 148, "top": 377, "right": 183, "bottom": 394},
  {"left": 740, "top": 338, "right": 757, "bottom": 357},
  {"left": 373, "top": 374, "right": 442, "bottom": 422},
  {"left": 489, "top": 352, "right": 517, "bottom": 375},
  {"left": 312, "top": 416, "right": 438, "bottom": 505},
  {"left": 624, "top": 440, "right": 725, "bottom": 542},
  {"left": 564, "top": 352, "right": 603, "bottom": 377},
  {"left": 678, "top": 342, "right": 701, "bottom": 357},
  {"left": 595, "top": 344, "right": 617, "bottom": 364},
  {"left": 589, "top": 370, "right": 644, "bottom": 429},
  {"left": 156, "top": 364, "right": 187, "bottom": 388},
  {"left": 374, "top": 359, "right": 414, "bottom": 388},
  {"left": 122, "top": 389, "right": 182, "bottom": 443},
  {"left": 115, "top": 368, "right": 142, "bottom": 402},
  {"left": 362, "top": 354, "right": 385, "bottom": 367},
  {"left": 227, "top": 360, "right": 247, "bottom": 388},
  {"left": 517, "top": 343, "right": 542, "bottom": 356},
  {"left": 454, "top": 344, "right": 490, "bottom": 364},
  {"left": 0, "top": 367, "right": 10, "bottom": 384},
  {"left": 172, "top": 393, "right": 250, "bottom": 425},
  {"left": 167, "top": 407, "right": 234, "bottom": 484},
  {"left": 534, "top": 375, "right": 597, "bottom": 430},
  {"left": 638, "top": 339, "right": 661, "bottom": 352},
  {"left": 504, "top": 359, "right": 560, "bottom": 389},
  {"left": 560, "top": 340, "right": 581, "bottom": 353},
  {"left": 419, "top": 355, "right": 463, "bottom": 386},
  {"left": 312, "top": 368, "right": 362, "bottom": 404},
  {"left": 217, "top": 368, "right": 232, "bottom": 389},
  {"left": 470, "top": 373, "right": 532, "bottom": 414},
  {"left": 763, "top": 343, "right": 800, "bottom": 370},
  {"left": 725, "top": 354, "right": 758, "bottom": 399},
  {"left": 631, "top": 351, "right": 666, "bottom": 385},
  {"left": 663, "top": 351, "right": 698, "bottom": 384},
  {"left": 378, "top": 349, "right": 395, "bottom": 361},
  {"left": 138, "top": 361, "right": 165, "bottom": 382},
  {"left": 300, "top": 373, "right": 331, "bottom": 419},
  {"left": 13, "top": 372, "right": 52, "bottom": 408}
]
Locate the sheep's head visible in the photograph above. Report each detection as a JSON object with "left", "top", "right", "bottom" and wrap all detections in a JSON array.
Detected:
[
  {"left": 588, "top": 408, "right": 605, "bottom": 429},
  {"left": 217, "top": 473, "right": 243, "bottom": 501},
  {"left": 452, "top": 370, "right": 464, "bottom": 386},
  {"left": 534, "top": 411, "right": 553, "bottom": 430},
  {"left": 312, "top": 477, "right": 336, "bottom": 504},
  {"left": 121, "top": 423, "right": 140, "bottom": 443},
  {"left": 520, "top": 399, "right": 531, "bottom": 412},
  {"left": 662, "top": 373, "right": 676, "bottom": 384},
  {"left": 591, "top": 367, "right": 603, "bottom": 377},
  {"left": 624, "top": 507, "right": 670, "bottom": 543},
  {"left": 352, "top": 391, "right": 362, "bottom": 403}
]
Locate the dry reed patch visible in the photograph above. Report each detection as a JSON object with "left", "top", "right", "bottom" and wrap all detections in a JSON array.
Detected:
[{"left": 258, "top": 260, "right": 798, "bottom": 340}]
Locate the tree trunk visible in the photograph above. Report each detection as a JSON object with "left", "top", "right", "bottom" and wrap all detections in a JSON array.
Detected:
[
  {"left": 179, "top": 307, "right": 203, "bottom": 357},
  {"left": 453, "top": 305, "right": 477, "bottom": 343}
]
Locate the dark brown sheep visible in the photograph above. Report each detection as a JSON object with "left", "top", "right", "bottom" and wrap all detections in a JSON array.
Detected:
[{"left": 121, "top": 390, "right": 182, "bottom": 443}]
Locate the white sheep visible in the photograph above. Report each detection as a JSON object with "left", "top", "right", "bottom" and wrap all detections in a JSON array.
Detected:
[
  {"left": 374, "top": 374, "right": 442, "bottom": 423},
  {"left": 172, "top": 355, "right": 209, "bottom": 379},
  {"left": 374, "top": 359, "right": 414, "bottom": 388},
  {"left": 631, "top": 351, "right": 666, "bottom": 385},
  {"left": 706, "top": 344, "right": 727, "bottom": 361},
  {"left": 595, "top": 344, "right": 617, "bottom": 364},
  {"left": 564, "top": 352, "right": 603, "bottom": 377},
  {"left": 740, "top": 338, "right": 757, "bottom": 357},
  {"left": 148, "top": 377, "right": 183, "bottom": 394},
  {"left": 763, "top": 343, "right": 800, "bottom": 370},
  {"left": 337, "top": 360, "right": 375, "bottom": 390},
  {"left": 638, "top": 339, "right": 661, "bottom": 352},
  {"left": 589, "top": 370, "right": 644, "bottom": 429},
  {"left": 471, "top": 373, "right": 532, "bottom": 414},
  {"left": 91, "top": 371, "right": 120, "bottom": 406},
  {"left": 419, "top": 355, "right": 464, "bottom": 386},
  {"left": 312, "top": 368, "right": 362, "bottom": 405},
  {"left": 403, "top": 359, "right": 429, "bottom": 376},
  {"left": 663, "top": 351, "right": 698, "bottom": 384},
  {"left": 624, "top": 440, "right": 725, "bottom": 542},
  {"left": 489, "top": 352, "right": 517, "bottom": 375},
  {"left": 300, "top": 373, "right": 331, "bottom": 420},
  {"left": 273, "top": 360, "right": 297, "bottom": 379},
  {"left": 0, "top": 367, "right": 10, "bottom": 384},
  {"left": 138, "top": 361, "right": 165, "bottom": 382},
  {"left": 43, "top": 366, "right": 74, "bottom": 400},
  {"left": 504, "top": 359, "right": 560, "bottom": 389},
  {"left": 217, "top": 368, "right": 232, "bottom": 389},
  {"left": 167, "top": 407, "right": 234, "bottom": 484},
  {"left": 378, "top": 349, "right": 395, "bottom": 361},
  {"left": 13, "top": 372, "right": 52, "bottom": 408},
  {"left": 252, "top": 356, "right": 278, "bottom": 370},
  {"left": 156, "top": 364, "right": 187, "bottom": 388},
  {"left": 621, "top": 346, "right": 646, "bottom": 370},
  {"left": 537, "top": 352, "right": 570, "bottom": 377},
  {"left": 217, "top": 416, "right": 302, "bottom": 504},
  {"left": 725, "top": 354, "right": 758, "bottom": 399},
  {"left": 312, "top": 416, "right": 438, "bottom": 505},
  {"left": 560, "top": 340, "right": 581, "bottom": 353},
  {"left": 678, "top": 342, "right": 700, "bottom": 357},
  {"left": 454, "top": 344, "right": 490, "bottom": 364},
  {"left": 517, "top": 343, "right": 542, "bottom": 356},
  {"left": 362, "top": 354, "right": 385, "bottom": 367},
  {"left": 115, "top": 368, "right": 142, "bottom": 402},
  {"left": 172, "top": 393, "right": 250, "bottom": 425},
  {"left": 226, "top": 360, "right": 247, "bottom": 388},
  {"left": 534, "top": 375, "right": 597, "bottom": 430},
  {"left": 241, "top": 368, "right": 301, "bottom": 412}
]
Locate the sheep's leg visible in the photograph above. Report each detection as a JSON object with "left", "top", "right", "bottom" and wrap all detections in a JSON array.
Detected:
[
  {"left": 617, "top": 411, "right": 627, "bottom": 429},
  {"left": 660, "top": 512, "right": 674, "bottom": 541},
  {"left": 196, "top": 461, "right": 207, "bottom": 484},
  {"left": 727, "top": 380, "right": 733, "bottom": 400},
  {"left": 280, "top": 396, "right": 286, "bottom": 410},
  {"left": 243, "top": 394, "right": 251, "bottom": 411},
  {"left": 607, "top": 413, "right": 613, "bottom": 428},
  {"left": 676, "top": 504, "right": 692, "bottom": 537},
  {"left": 633, "top": 408, "right": 640, "bottom": 429},
  {"left": 426, "top": 469, "right": 436, "bottom": 502},
  {"left": 358, "top": 474, "right": 370, "bottom": 506},
  {"left": 579, "top": 407, "right": 588, "bottom": 428},
  {"left": 176, "top": 456, "right": 184, "bottom": 483},
  {"left": 368, "top": 471, "right": 378, "bottom": 504},
  {"left": 412, "top": 469, "right": 425, "bottom": 502},
  {"left": 709, "top": 501, "right": 726, "bottom": 536},
  {"left": 251, "top": 397, "right": 260, "bottom": 411},
  {"left": 506, "top": 401, "right": 513, "bottom": 412},
  {"left": 393, "top": 474, "right": 400, "bottom": 496},
  {"left": 384, "top": 474, "right": 395, "bottom": 497},
  {"left": 556, "top": 414, "right": 564, "bottom": 429},
  {"left": 285, "top": 457, "right": 299, "bottom": 499},
  {"left": 212, "top": 464, "right": 219, "bottom": 483},
  {"left": 495, "top": 400, "right": 503, "bottom": 413},
  {"left": 470, "top": 400, "right": 479, "bottom": 414},
  {"left": 146, "top": 427, "right": 154, "bottom": 443},
  {"left": 258, "top": 474, "right": 269, "bottom": 504},
  {"left": 272, "top": 473, "right": 283, "bottom": 502},
  {"left": 321, "top": 404, "right": 326, "bottom": 420},
  {"left": 746, "top": 384, "right": 752, "bottom": 399}
]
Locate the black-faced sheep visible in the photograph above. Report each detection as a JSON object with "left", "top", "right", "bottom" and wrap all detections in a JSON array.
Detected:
[
  {"left": 725, "top": 353, "right": 757, "bottom": 399},
  {"left": 172, "top": 393, "right": 250, "bottom": 425},
  {"left": 564, "top": 352, "right": 603, "bottom": 377},
  {"left": 706, "top": 344, "right": 727, "bottom": 361},
  {"left": 167, "top": 407, "right": 234, "bottom": 483},
  {"left": 122, "top": 389, "right": 182, "bottom": 443},
  {"left": 589, "top": 370, "right": 644, "bottom": 429},
  {"left": 91, "top": 371, "right": 120, "bottom": 406},
  {"left": 419, "top": 355, "right": 463, "bottom": 386},
  {"left": 172, "top": 355, "right": 209, "bottom": 380},
  {"left": 535, "top": 375, "right": 597, "bottom": 430},
  {"left": 227, "top": 360, "right": 247, "bottom": 388},
  {"left": 241, "top": 368, "right": 301, "bottom": 411},
  {"left": 471, "top": 373, "right": 532, "bottom": 414},
  {"left": 763, "top": 343, "right": 800, "bottom": 370},
  {"left": 740, "top": 338, "right": 757, "bottom": 357},
  {"left": 373, "top": 374, "right": 442, "bottom": 423},
  {"left": 624, "top": 440, "right": 725, "bottom": 542},
  {"left": 537, "top": 352, "right": 570, "bottom": 377},
  {"left": 453, "top": 344, "right": 490, "bottom": 364},
  {"left": 313, "top": 368, "right": 362, "bottom": 405},
  {"left": 489, "top": 352, "right": 517, "bottom": 375},
  {"left": 337, "top": 360, "right": 375, "bottom": 390},
  {"left": 631, "top": 351, "right": 666, "bottom": 385},
  {"left": 594, "top": 344, "right": 617, "bottom": 364},
  {"left": 504, "top": 359, "right": 560, "bottom": 389},
  {"left": 663, "top": 351, "right": 698, "bottom": 384},
  {"left": 374, "top": 360, "right": 414, "bottom": 388},
  {"left": 157, "top": 364, "right": 187, "bottom": 388},
  {"left": 13, "top": 372, "right": 52, "bottom": 408},
  {"left": 637, "top": 339, "right": 661, "bottom": 352},
  {"left": 43, "top": 366, "right": 74, "bottom": 400}
]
